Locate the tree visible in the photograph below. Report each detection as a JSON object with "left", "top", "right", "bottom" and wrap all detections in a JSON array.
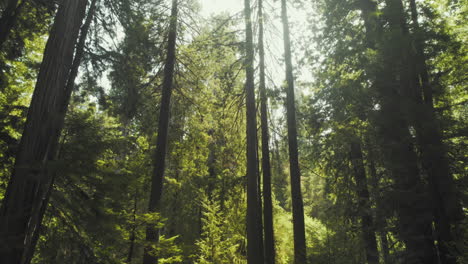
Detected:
[
  {"left": 258, "top": 0, "right": 275, "bottom": 263},
  {"left": 144, "top": 0, "right": 178, "bottom": 263},
  {"left": 349, "top": 140, "right": 378, "bottom": 264},
  {"left": 0, "top": 0, "right": 88, "bottom": 262},
  {"left": 243, "top": 0, "right": 264, "bottom": 262},
  {"left": 280, "top": 0, "right": 307, "bottom": 262},
  {"left": 358, "top": 0, "right": 436, "bottom": 262}
]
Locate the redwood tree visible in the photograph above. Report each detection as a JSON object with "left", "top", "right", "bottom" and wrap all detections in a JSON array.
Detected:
[
  {"left": 280, "top": 0, "right": 307, "bottom": 262},
  {"left": 243, "top": 0, "right": 264, "bottom": 262},
  {"left": 143, "top": 0, "right": 178, "bottom": 263},
  {"left": 258, "top": 0, "right": 275, "bottom": 262},
  {"left": 0, "top": 0, "right": 89, "bottom": 262}
]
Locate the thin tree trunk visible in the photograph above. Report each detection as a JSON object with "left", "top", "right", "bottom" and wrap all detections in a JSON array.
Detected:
[
  {"left": 258, "top": 0, "right": 275, "bottom": 262},
  {"left": 0, "top": 0, "right": 25, "bottom": 50},
  {"left": 243, "top": 0, "right": 263, "bottom": 262},
  {"left": 127, "top": 189, "right": 138, "bottom": 263},
  {"left": 143, "top": 0, "right": 178, "bottom": 263},
  {"left": 0, "top": 0, "right": 88, "bottom": 262},
  {"left": 280, "top": 0, "right": 307, "bottom": 262},
  {"left": 350, "top": 140, "right": 379, "bottom": 264}
]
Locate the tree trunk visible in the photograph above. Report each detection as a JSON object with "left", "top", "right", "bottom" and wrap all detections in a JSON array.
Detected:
[
  {"left": 21, "top": 1, "right": 98, "bottom": 262},
  {"left": 365, "top": 138, "right": 391, "bottom": 264},
  {"left": 127, "top": 189, "right": 138, "bottom": 263},
  {"left": 258, "top": 0, "right": 275, "bottom": 262},
  {"left": 243, "top": 0, "right": 263, "bottom": 263},
  {"left": 143, "top": 0, "right": 178, "bottom": 263},
  {"left": 358, "top": 1, "right": 437, "bottom": 263},
  {"left": 0, "top": 0, "right": 88, "bottom": 262},
  {"left": 408, "top": 1, "right": 462, "bottom": 262},
  {"left": 350, "top": 140, "right": 379, "bottom": 264},
  {"left": 0, "top": 0, "right": 24, "bottom": 50},
  {"left": 280, "top": 0, "right": 307, "bottom": 263}
]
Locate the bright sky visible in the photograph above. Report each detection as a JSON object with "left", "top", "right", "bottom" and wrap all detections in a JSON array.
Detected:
[
  {"left": 199, "top": 0, "right": 315, "bottom": 96},
  {"left": 200, "top": 0, "right": 242, "bottom": 16}
]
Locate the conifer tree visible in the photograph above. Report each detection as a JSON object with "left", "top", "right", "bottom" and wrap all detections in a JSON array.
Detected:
[
  {"left": 144, "top": 0, "right": 178, "bottom": 263},
  {"left": 0, "top": 0, "right": 89, "bottom": 262},
  {"left": 280, "top": 0, "right": 307, "bottom": 262},
  {"left": 243, "top": 0, "right": 264, "bottom": 262}
]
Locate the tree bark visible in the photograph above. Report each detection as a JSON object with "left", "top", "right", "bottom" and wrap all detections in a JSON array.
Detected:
[
  {"left": 243, "top": 0, "right": 263, "bottom": 263},
  {"left": 0, "top": 0, "right": 88, "bottom": 262},
  {"left": 143, "top": 0, "right": 178, "bottom": 263},
  {"left": 350, "top": 140, "right": 379, "bottom": 264},
  {"left": 20, "top": 1, "right": 98, "bottom": 262},
  {"left": 280, "top": 0, "right": 307, "bottom": 263},
  {"left": 258, "top": 0, "right": 275, "bottom": 262}
]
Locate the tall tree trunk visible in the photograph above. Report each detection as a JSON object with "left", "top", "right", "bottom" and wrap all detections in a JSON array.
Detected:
[
  {"left": 365, "top": 138, "right": 391, "bottom": 264},
  {"left": 280, "top": 0, "right": 307, "bottom": 263},
  {"left": 143, "top": 0, "right": 178, "bottom": 263},
  {"left": 258, "top": 0, "right": 275, "bottom": 262},
  {"left": 243, "top": 0, "right": 263, "bottom": 263},
  {"left": 408, "top": 1, "right": 462, "bottom": 263},
  {"left": 0, "top": 0, "right": 88, "bottom": 262},
  {"left": 21, "top": 1, "right": 98, "bottom": 262},
  {"left": 0, "top": 0, "right": 25, "bottom": 50},
  {"left": 358, "top": 1, "right": 437, "bottom": 263},
  {"left": 350, "top": 140, "right": 379, "bottom": 264}
]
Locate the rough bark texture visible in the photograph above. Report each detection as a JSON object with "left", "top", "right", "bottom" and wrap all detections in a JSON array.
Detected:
[
  {"left": 0, "top": 0, "right": 89, "bottom": 262},
  {"left": 350, "top": 141, "right": 379, "bottom": 264},
  {"left": 243, "top": 0, "right": 263, "bottom": 263},
  {"left": 258, "top": 0, "right": 275, "bottom": 263},
  {"left": 280, "top": 0, "right": 307, "bottom": 263},
  {"left": 20, "top": 1, "right": 98, "bottom": 262},
  {"left": 143, "top": 0, "right": 178, "bottom": 263}
]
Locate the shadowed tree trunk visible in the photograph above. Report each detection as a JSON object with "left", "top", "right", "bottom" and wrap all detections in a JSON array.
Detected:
[
  {"left": 407, "top": 1, "right": 462, "bottom": 262},
  {"left": 358, "top": 1, "right": 437, "bottom": 263},
  {"left": 350, "top": 140, "right": 379, "bottom": 264},
  {"left": 143, "top": 0, "right": 178, "bottom": 263},
  {"left": 243, "top": 0, "right": 263, "bottom": 262},
  {"left": 0, "top": 0, "right": 89, "bottom": 262},
  {"left": 20, "top": 1, "right": 99, "bottom": 262},
  {"left": 258, "top": 0, "right": 275, "bottom": 262},
  {"left": 280, "top": 0, "right": 307, "bottom": 262}
]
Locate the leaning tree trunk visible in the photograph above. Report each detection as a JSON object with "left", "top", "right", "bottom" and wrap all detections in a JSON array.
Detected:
[
  {"left": 258, "top": 0, "right": 275, "bottom": 263},
  {"left": 0, "top": 0, "right": 89, "bottom": 263},
  {"left": 350, "top": 140, "right": 379, "bottom": 264},
  {"left": 280, "top": 0, "right": 307, "bottom": 263},
  {"left": 243, "top": 0, "right": 264, "bottom": 263},
  {"left": 20, "top": 1, "right": 98, "bottom": 263},
  {"left": 143, "top": 0, "right": 178, "bottom": 263}
]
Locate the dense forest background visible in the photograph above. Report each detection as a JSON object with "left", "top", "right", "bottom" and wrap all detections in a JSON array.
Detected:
[{"left": 0, "top": 0, "right": 466, "bottom": 263}]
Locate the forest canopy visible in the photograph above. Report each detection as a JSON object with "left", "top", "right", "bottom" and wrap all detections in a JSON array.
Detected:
[{"left": 0, "top": 0, "right": 466, "bottom": 263}]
